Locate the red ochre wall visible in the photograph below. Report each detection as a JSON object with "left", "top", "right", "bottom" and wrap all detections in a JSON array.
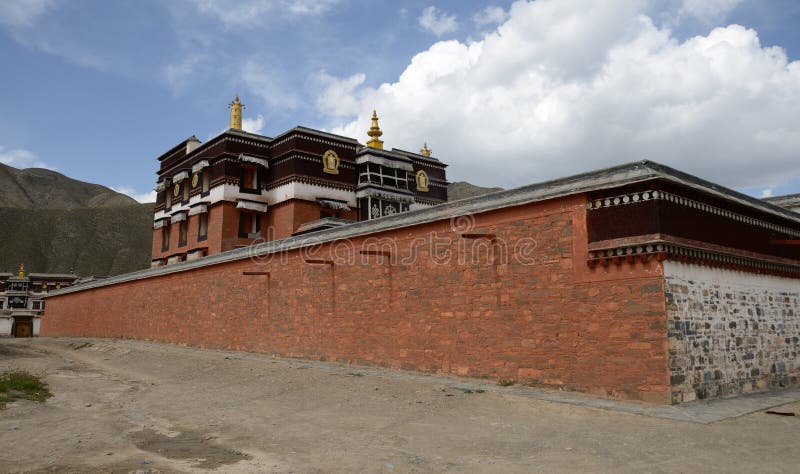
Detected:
[{"left": 43, "top": 193, "right": 670, "bottom": 403}]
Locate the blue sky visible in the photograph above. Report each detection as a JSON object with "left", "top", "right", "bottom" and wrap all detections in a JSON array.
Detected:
[{"left": 0, "top": 0, "right": 799, "bottom": 202}]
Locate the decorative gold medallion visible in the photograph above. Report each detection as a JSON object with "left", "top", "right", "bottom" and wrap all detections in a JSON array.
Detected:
[
  {"left": 322, "top": 149, "right": 340, "bottom": 174},
  {"left": 415, "top": 170, "right": 429, "bottom": 192},
  {"left": 173, "top": 183, "right": 181, "bottom": 197},
  {"left": 192, "top": 173, "right": 199, "bottom": 188}
]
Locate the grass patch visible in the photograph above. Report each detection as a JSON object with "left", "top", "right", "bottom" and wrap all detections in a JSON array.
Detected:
[
  {"left": 0, "top": 370, "right": 52, "bottom": 409},
  {"left": 72, "top": 342, "right": 93, "bottom": 350},
  {"left": 497, "top": 379, "right": 515, "bottom": 387}
]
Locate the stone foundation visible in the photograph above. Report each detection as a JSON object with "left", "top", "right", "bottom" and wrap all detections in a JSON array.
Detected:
[{"left": 665, "top": 261, "right": 800, "bottom": 403}]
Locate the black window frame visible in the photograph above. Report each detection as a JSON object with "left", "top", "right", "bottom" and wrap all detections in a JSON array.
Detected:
[
  {"left": 239, "top": 165, "right": 261, "bottom": 195},
  {"left": 238, "top": 211, "right": 262, "bottom": 238},
  {"left": 182, "top": 180, "right": 190, "bottom": 204},
  {"left": 161, "top": 225, "right": 171, "bottom": 251},
  {"left": 201, "top": 169, "right": 210, "bottom": 197},
  {"left": 178, "top": 220, "right": 188, "bottom": 247},
  {"left": 198, "top": 213, "right": 208, "bottom": 242}
]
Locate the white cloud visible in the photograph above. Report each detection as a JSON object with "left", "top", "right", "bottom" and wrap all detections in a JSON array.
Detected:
[
  {"left": 186, "top": 0, "right": 339, "bottom": 28},
  {"left": 0, "top": 0, "right": 54, "bottom": 29},
  {"left": 317, "top": 72, "right": 366, "bottom": 118},
  {"left": 0, "top": 145, "right": 55, "bottom": 170},
  {"left": 418, "top": 6, "right": 458, "bottom": 37},
  {"left": 111, "top": 186, "right": 157, "bottom": 204},
  {"left": 677, "top": 0, "right": 743, "bottom": 25},
  {"left": 473, "top": 6, "right": 508, "bottom": 26},
  {"left": 760, "top": 188, "right": 774, "bottom": 198},
  {"left": 0, "top": 0, "right": 108, "bottom": 71},
  {"left": 163, "top": 55, "right": 209, "bottom": 93},
  {"left": 242, "top": 113, "right": 265, "bottom": 134},
  {"left": 324, "top": 0, "right": 800, "bottom": 192},
  {"left": 241, "top": 58, "right": 303, "bottom": 111}
]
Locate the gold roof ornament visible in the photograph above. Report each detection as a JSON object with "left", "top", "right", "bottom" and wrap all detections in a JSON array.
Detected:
[
  {"left": 366, "top": 110, "right": 384, "bottom": 149},
  {"left": 420, "top": 143, "right": 431, "bottom": 157},
  {"left": 229, "top": 95, "right": 245, "bottom": 130},
  {"left": 18, "top": 263, "right": 25, "bottom": 278}
]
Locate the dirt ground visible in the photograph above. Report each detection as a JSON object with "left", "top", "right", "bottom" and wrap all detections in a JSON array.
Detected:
[{"left": 1, "top": 338, "right": 799, "bottom": 473}]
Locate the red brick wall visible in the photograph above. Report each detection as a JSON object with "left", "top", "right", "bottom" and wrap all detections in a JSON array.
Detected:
[
  {"left": 151, "top": 227, "right": 163, "bottom": 260},
  {"left": 266, "top": 199, "right": 358, "bottom": 240},
  {"left": 45, "top": 194, "right": 670, "bottom": 403}
]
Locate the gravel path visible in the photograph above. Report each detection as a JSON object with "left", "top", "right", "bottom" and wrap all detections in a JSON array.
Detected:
[{"left": 1, "top": 337, "right": 799, "bottom": 473}]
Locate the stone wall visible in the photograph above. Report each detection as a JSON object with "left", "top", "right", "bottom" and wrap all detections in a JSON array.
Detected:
[
  {"left": 665, "top": 261, "right": 800, "bottom": 403},
  {"left": 43, "top": 194, "right": 671, "bottom": 403}
]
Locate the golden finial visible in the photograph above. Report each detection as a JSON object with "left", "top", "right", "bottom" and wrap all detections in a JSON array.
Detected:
[
  {"left": 420, "top": 143, "right": 431, "bottom": 157},
  {"left": 229, "top": 95, "right": 245, "bottom": 130},
  {"left": 366, "top": 110, "right": 384, "bottom": 149},
  {"left": 18, "top": 263, "right": 25, "bottom": 278}
]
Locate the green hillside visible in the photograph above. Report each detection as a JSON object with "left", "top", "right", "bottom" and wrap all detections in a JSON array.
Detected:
[
  {"left": 0, "top": 204, "right": 153, "bottom": 276},
  {"left": 0, "top": 163, "right": 152, "bottom": 276}
]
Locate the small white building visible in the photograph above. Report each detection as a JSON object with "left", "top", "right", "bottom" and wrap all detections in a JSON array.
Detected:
[{"left": 0, "top": 266, "right": 77, "bottom": 337}]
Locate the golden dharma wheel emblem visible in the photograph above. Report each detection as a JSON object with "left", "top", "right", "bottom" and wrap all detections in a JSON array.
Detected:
[
  {"left": 322, "top": 149, "right": 340, "bottom": 175},
  {"left": 173, "top": 183, "right": 181, "bottom": 197},
  {"left": 416, "top": 170, "right": 429, "bottom": 192},
  {"left": 191, "top": 173, "right": 199, "bottom": 188}
]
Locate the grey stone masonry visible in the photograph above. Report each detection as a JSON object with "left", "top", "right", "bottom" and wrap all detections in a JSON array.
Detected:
[{"left": 665, "top": 261, "right": 800, "bottom": 404}]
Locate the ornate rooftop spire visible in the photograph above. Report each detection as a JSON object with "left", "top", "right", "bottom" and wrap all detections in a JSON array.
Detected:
[
  {"left": 229, "top": 95, "right": 245, "bottom": 130},
  {"left": 366, "top": 110, "right": 384, "bottom": 149},
  {"left": 18, "top": 263, "right": 24, "bottom": 278},
  {"left": 420, "top": 142, "right": 431, "bottom": 157}
]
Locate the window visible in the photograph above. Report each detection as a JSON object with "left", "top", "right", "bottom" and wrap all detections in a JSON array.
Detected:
[
  {"left": 198, "top": 213, "right": 208, "bottom": 241},
  {"left": 182, "top": 180, "right": 189, "bottom": 203},
  {"left": 9, "top": 296, "right": 27, "bottom": 308},
  {"left": 358, "top": 163, "right": 408, "bottom": 189},
  {"left": 359, "top": 197, "right": 407, "bottom": 220},
  {"left": 201, "top": 170, "right": 210, "bottom": 194},
  {"left": 179, "top": 220, "right": 188, "bottom": 247},
  {"left": 31, "top": 300, "right": 44, "bottom": 311},
  {"left": 0, "top": 299, "right": 4, "bottom": 310},
  {"left": 162, "top": 225, "right": 171, "bottom": 251},
  {"left": 165, "top": 188, "right": 172, "bottom": 210},
  {"left": 240, "top": 165, "right": 259, "bottom": 193},
  {"left": 238, "top": 211, "right": 261, "bottom": 238}
]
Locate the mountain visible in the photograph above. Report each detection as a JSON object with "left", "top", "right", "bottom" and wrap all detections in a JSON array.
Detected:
[
  {"left": 447, "top": 181, "right": 504, "bottom": 201},
  {"left": 0, "top": 204, "right": 153, "bottom": 276},
  {"left": 0, "top": 163, "right": 137, "bottom": 209},
  {"left": 0, "top": 163, "right": 152, "bottom": 276}
]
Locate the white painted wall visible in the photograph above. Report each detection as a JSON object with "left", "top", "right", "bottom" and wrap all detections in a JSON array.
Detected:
[{"left": 0, "top": 317, "right": 12, "bottom": 336}]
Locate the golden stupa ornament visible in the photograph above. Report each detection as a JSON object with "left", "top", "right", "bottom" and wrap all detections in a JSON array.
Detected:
[
  {"left": 18, "top": 263, "right": 25, "bottom": 278},
  {"left": 366, "top": 110, "right": 384, "bottom": 149},
  {"left": 420, "top": 143, "right": 431, "bottom": 157},
  {"left": 229, "top": 95, "right": 245, "bottom": 130}
]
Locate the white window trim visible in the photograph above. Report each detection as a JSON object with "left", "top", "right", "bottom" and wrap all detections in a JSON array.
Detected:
[{"left": 191, "top": 160, "right": 210, "bottom": 173}]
